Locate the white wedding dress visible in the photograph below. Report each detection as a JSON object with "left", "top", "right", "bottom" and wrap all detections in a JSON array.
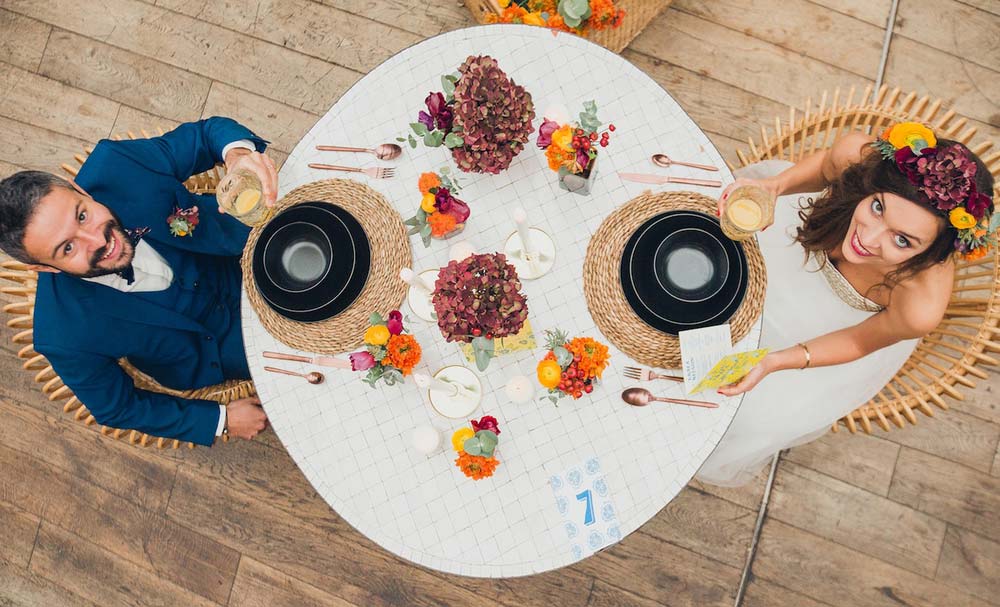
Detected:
[{"left": 696, "top": 160, "right": 919, "bottom": 487}]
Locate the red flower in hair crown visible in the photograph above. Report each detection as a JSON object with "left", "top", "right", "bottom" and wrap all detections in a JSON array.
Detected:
[{"left": 873, "top": 123, "right": 996, "bottom": 261}]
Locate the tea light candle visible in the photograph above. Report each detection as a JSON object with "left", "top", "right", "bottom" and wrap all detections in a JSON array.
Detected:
[
  {"left": 411, "top": 425, "right": 441, "bottom": 455},
  {"left": 448, "top": 240, "right": 477, "bottom": 263},
  {"left": 513, "top": 207, "right": 536, "bottom": 256},
  {"left": 504, "top": 375, "right": 534, "bottom": 403}
]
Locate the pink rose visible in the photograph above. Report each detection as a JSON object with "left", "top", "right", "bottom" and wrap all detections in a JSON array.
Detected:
[
  {"left": 537, "top": 118, "right": 559, "bottom": 148},
  {"left": 350, "top": 351, "right": 376, "bottom": 371},
  {"left": 471, "top": 415, "right": 501, "bottom": 435}
]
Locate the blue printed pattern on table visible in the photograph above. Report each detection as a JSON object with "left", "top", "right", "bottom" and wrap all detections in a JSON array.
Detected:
[{"left": 549, "top": 456, "right": 620, "bottom": 559}]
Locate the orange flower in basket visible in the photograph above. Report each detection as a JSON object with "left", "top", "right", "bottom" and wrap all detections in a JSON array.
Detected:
[
  {"left": 427, "top": 211, "right": 458, "bottom": 237},
  {"left": 418, "top": 172, "right": 441, "bottom": 194},
  {"left": 383, "top": 334, "right": 422, "bottom": 375},
  {"left": 588, "top": 0, "right": 626, "bottom": 30},
  {"left": 456, "top": 451, "right": 499, "bottom": 480},
  {"left": 566, "top": 336, "right": 611, "bottom": 379},
  {"left": 546, "top": 14, "right": 573, "bottom": 32}
]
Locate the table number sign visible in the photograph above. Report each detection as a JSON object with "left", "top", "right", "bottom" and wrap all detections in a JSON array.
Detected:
[{"left": 549, "top": 457, "right": 621, "bottom": 560}]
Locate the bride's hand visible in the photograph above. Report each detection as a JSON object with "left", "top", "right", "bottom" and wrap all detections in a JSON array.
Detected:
[
  {"left": 717, "top": 177, "right": 782, "bottom": 231},
  {"left": 717, "top": 355, "right": 775, "bottom": 396}
]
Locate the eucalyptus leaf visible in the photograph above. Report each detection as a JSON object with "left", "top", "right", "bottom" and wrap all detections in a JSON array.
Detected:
[
  {"left": 444, "top": 132, "right": 465, "bottom": 149},
  {"left": 463, "top": 436, "right": 484, "bottom": 456},
  {"left": 410, "top": 122, "right": 429, "bottom": 136},
  {"left": 382, "top": 368, "right": 404, "bottom": 386},
  {"left": 403, "top": 216, "right": 421, "bottom": 227},
  {"left": 420, "top": 224, "right": 432, "bottom": 248},
  {"left": 989, "top": 211, "right": 1000, "bottom": 234},
  {"left": 407, "top": 225, "right": 422, "bottom": 236},
  {"left": 396, "top": 137, "right": 406, "bottom": 142},
  {"left": 475, "top": 430, "right": 498, "bottom": 457},
  {"left": 369, "top": 312, "right": 385, "bottom": 325},
  {"left": 408, "top": 134, "right": 418, "bottom": 149},
  {"left": 425, "top": 130, "right": 446, "bottom": 147},
  {"left": 442, "top": 75, "right": 456, "bottom": 96},
  {"left": 554, "top": 345, "right": 573, "bottom": 368}
]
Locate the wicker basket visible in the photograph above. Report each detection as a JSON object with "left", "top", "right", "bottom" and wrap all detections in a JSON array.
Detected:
[
  {"left": 731, "top": 85, "right": 1000, "bottom": 435},
  {"left": 464, "top": 0, "right": 673, "bottom": 53}
]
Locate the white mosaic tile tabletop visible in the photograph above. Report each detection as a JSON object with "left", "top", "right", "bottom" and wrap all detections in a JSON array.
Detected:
[{"left": 242, "top": 25, "right": 761, "bottom": 577}]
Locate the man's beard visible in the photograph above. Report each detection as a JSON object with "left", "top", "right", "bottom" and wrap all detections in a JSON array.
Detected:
[{"left": 75, "top": 219, "right": 135, "bottom": 278}]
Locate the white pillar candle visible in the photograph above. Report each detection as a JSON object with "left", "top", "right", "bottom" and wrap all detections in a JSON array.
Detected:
[
  {"left": 513, "top": 207, "right": 536, "bottom": 256},
  {"left": 411, "top": 425, "right": 441, "bottom": 455}
]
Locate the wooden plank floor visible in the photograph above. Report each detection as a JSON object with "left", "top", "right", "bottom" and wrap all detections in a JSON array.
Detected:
[{"left": 0, "top": 1, "right": 997, "bottom": 605}]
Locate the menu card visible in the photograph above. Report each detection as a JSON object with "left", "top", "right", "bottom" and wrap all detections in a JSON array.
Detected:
[{"left": 679, "top": 325, "right": 768, "bottom": 395}]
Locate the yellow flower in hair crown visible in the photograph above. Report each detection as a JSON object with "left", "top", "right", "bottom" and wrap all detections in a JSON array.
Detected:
[{"left": 873, "top": 122, "right": 997, "bottom": 261}]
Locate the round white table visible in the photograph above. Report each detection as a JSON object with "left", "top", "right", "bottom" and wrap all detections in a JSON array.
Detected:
[{"left": 243, "top": 24, "right": 761, "bottom": 577}]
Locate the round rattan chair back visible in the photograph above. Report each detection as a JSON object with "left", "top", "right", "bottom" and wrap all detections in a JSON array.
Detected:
[
  {"left": 730, "top": 84, "right": 1000, "bottom": 434},
  {"left": 0, "top": 128, "right": 255, "bottom": 448}
]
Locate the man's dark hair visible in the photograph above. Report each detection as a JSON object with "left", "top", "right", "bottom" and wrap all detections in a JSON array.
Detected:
[{"left": 0, "top": 171, "right": 75, "bottom": 263}]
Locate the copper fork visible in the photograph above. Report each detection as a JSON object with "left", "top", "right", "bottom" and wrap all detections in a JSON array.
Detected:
[
  {"left": 307, "top": 163, "right": 395, "bottom": 179},
  {"left": 622, "top": 366, "right": 684, "bottom": 382}
]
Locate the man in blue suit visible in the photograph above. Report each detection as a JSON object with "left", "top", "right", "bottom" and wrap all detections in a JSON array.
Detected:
[{"left": 0, "top": 117, "right": 277, "bottom": 445}]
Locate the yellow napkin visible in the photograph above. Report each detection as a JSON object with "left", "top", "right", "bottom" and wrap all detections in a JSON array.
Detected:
[
  {"left": 689, "top": 348, "right": 769, "bottom": 394},
  {"left": 460, "top": 320, "right": 537, "bottom": 362}
]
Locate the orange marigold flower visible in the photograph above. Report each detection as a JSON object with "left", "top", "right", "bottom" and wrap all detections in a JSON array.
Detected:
[
  {"left": 455, "top": 451, "right": 500, "bottom": 480},
  {"left": 427, "top": 211, "right": 458, "bottom": 237},
  {"left": 546, "top": 143, "right": 575, "bottom": 172},
  {"left": 566, "top": 336, "right": 610, "bottom": 379},
  {"left": 545, "top": 13, "right": 573, "bottom": 32},
  {"left": 418, "top": 172, "right": 441, "bottom": 194},
  {"left": 588, "top": 0, "right": 625, "bottom": 30},
  {"left": 961, "top": 246, "right": 989, "bottom": 262},
  {"left": 383, "top": 334, "right": 422, "bottom": 375},
  {"left": 496, "top": 5, "right": 528, "bottom": 22}
]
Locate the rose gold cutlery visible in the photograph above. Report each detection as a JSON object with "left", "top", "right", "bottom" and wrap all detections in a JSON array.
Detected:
[
  {"left": 307, "top": 163, "right": 395, "bottom": 179},
  {"left": 264, "top": 366, "right": 325, "bottom": 385},
  {"left": 263, "top": 350, "right": 352, "bottom": 370},
  {"left": 651, "top": 153, "right": 719, "bottom": 172},
  {"left": 619, "top": 172, "right": 722, "bottom": 188},
  {"left": 621, "top": 387, "right": 718, "bottom": 409},
  {"left": 316, "top": 143, "right": 402, "bottom": 161},
  {"left": 622, "top": 366, "right": 684, "bottom": 382}
]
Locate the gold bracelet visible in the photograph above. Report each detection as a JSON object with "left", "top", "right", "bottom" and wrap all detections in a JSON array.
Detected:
[{"left": 797, "top": 342, "right": 811, "bottom": 369}]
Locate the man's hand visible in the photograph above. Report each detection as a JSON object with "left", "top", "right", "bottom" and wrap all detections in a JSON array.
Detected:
[
  {"left": 225, "top": 396, "right": 268, "bottom": 440},
  {"left": 222, "top": 148, "right": 278, "bottom": 208}
]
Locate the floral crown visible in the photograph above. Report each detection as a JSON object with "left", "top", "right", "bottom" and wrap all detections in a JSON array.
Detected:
[{"left": 872, "top": 122, "right": 997, "bottom": 260}]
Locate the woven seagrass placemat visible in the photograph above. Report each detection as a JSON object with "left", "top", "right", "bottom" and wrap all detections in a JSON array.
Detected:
[
  {"left": 241, "top": 179, "right": 411, "bottom": 354},
  {"left": 583, "top": 190, "right": 766, "bottom": 369}
]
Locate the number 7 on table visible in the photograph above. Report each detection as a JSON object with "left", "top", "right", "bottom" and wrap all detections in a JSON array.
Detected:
[{"left": 576, "top": 489, "right": 595, "bottom": 526}]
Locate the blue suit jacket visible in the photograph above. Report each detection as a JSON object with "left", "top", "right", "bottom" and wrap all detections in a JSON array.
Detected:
[{"left": 33, "top": 118, "right": 267, "bottom": 446}]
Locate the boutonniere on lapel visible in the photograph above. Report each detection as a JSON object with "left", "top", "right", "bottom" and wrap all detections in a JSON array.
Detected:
[{"left": 167, "top": 206, "right": 199, "bottom": 237}]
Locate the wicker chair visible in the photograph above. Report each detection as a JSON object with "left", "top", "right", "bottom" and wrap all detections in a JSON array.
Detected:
[
  {"left": 730, "top": 85, "right": 1000, "bottom": 434},
  {"left": 0, "top": 128, "right": 256, "bottom": 448}
]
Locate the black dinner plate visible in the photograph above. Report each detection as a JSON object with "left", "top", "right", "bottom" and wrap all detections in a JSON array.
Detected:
[
  {"left": 252, "top": 201, "right": 370, "bottom": 323},
  {"left": 620, "top": 210, "right": 748, "bottom": 335}
]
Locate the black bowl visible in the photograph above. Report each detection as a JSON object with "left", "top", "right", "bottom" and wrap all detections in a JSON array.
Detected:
[
  {"left": 620, "top": 210, "right": 747, "bottom": 335},
  {"left": 252, "top": 202, "right": 370, "bottom": 323}
]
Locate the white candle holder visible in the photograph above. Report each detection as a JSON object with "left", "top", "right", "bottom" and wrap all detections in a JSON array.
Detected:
[
  {"left": 411, "top": 425, "right": 442, "bottom": 456},
  {"left": 504, "top": 225, "right": 556, "bottom": 280},
  {"left": 422, "top": 365, "right": 483, "bottom": 419},
  {"left": 400, "top": 267, "right": 438, "bottom": 322},
  {"left": 504, "top": 375, "right": 535, "bottom": 404}
]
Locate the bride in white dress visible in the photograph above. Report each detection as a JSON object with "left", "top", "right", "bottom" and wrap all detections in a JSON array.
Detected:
[{"left": 696, "top": 125, "right": 996, "bottom": 486}]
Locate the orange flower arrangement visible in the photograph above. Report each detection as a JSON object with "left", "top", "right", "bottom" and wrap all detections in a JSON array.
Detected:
[
  {"left": 456, "top": 452, "right": 500, "bottom": 480},
  {"left": 566, "top": 336, "right": 610, "bottom": 379},
  {"left": 383, "top": 334, "right": 422, "bottom": 375},
  {"left": 427, "top": 211, "right": 458, "bottom": 237},
  {"left": 545, "top": 143, "right": 576, "bottom": 172},
  {"left": 486, "top": 0, "right": 625, "bottom": 35},
  {"left": 351, "top": 311, "right": 422, "bottom": 387},
  {"left": 587, "top": 0, "right": 626, "bottom": 30},
  {"left": 537, "top": 329, "right": 611, "bottom": 401}
]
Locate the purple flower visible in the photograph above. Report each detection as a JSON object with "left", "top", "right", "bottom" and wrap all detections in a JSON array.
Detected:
[
  {"left": 537, "top": 118, "right": 559, "bottom": 148},
  {"left": 387, "top": 310, "right": 404, "bottom": 335},
  {"left": 967, "top": 192, "right": 992, "bottom": 220},
  {"left": 576, "top": 149, "right": 591, "bottom": 173},
  {"left": 435, "top": 187, "right": 470, "bottom": 223},
  {"left": 471, "top": 415, "right": 501, "bottom": 435},
  {"left": 350, "top": 351, "right": 376, "bottom": 371},
  {"left": 418, "top": 110, "right": 434, "bottom": 131}
]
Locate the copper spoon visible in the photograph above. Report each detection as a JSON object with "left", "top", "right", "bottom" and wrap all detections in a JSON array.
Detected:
[
  {"left": 264, "top": 366, "right": 325, "bottom": 385},
  {"left": 315, "top": 143, "right": 402, "bottom": 160},
  {"left": 651, "top": 153, "right": 719, "bottom": 172},
  {"left": 621, "top": 387, "right": 718, "bottom": 409}
]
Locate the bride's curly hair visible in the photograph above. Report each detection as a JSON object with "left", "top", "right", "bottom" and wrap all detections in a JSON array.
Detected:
[{"left": 794, "top": 139, "right": 994, "bottom": 289}]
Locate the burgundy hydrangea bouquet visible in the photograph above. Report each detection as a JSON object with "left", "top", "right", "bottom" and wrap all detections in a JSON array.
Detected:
[
  {"left": 431, "top": 253, "right": 529, "bottom": 370},
  {"left": 400, "top": 55, "right": 536, "bottom": 174}
]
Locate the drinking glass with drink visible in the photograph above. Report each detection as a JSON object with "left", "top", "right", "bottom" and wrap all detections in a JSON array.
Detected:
[
  {"left": 719, "top": 184, "right": 776, "bottom": 241},
  {"left": 217, "top": 168, "right": 271, "bottom": 226}
]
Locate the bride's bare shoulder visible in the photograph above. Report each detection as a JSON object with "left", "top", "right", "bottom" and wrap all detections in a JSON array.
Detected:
[{"left": 888, "top": 261, "right": 954, "bottom": 337}]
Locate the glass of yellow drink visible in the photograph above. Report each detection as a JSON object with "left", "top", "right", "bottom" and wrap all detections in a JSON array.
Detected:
[
  {"left": 720, "top": 184, "right": 775, "bottom": 241},
  {"left": 217, "top": 169, "right": 271, "bottom": 226}
]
